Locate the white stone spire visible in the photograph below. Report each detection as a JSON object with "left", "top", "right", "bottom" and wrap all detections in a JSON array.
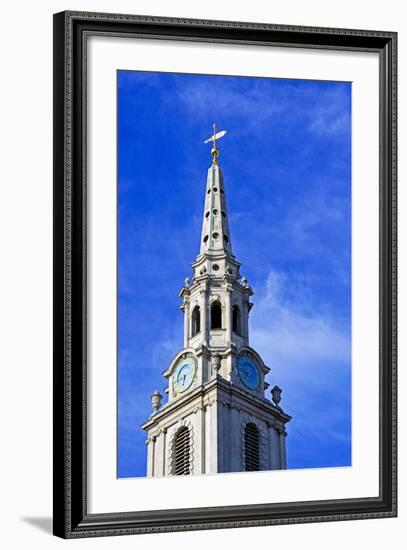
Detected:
[
  {"left": 191, "top": 124, "right": 239, "bottom": 282},
  {"left": 200, "top": 163, "right": 233, "bottom": 256}
]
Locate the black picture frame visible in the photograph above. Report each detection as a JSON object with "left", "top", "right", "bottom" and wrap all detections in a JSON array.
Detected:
[{"left": 53, "top": 10, "right": 397, "bottom": 539}]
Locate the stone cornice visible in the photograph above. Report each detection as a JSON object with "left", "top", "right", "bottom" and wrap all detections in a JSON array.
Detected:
[
  {"left": 141, "top": 380, "right": 217, "bottom": 430},
  {"left": 141, "top": 374, "right": 291, "bottom": 431},
  {"left": 192, "top": 251, "right": 240, "bottom": 269},
  {"left": 215, "top": 376, "right": 291, "bottom": 423}
]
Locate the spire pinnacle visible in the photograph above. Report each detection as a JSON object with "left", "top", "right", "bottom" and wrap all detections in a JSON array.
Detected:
[
  {"left": 211, "top": 123, "right": 219, "bottom": 164},
  {"left": 204, "top": 124, "right": 227, "bottom": 165},
  {"left": 198, "top": 147, "right": 233, "bottom": 259}
]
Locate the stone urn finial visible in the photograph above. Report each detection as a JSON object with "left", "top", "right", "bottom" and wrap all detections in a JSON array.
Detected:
[
  {"left": 271, "top": 385, "right": 282, "bottom": 407},
  {"left": 241, "top": 276, "right": 248, "bottom": 287},
  {"left": 151, "top": 390, "right": 163, "bottom": 413},
  {"left": 184, "top": 277, "right": 190, "bottom": 287}
]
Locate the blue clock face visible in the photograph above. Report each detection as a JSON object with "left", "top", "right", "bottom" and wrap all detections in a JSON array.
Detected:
[
  {"left": 174, "top": 357, "right": 196, "bottom": 393},
  {"left": 237, "top": 356, "right": 260, "bottom": 390}
]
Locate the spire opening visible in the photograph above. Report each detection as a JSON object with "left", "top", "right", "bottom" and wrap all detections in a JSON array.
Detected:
[
  {"left": 211, "top": 302, "right": 222, "bottom": 330},
  {"left": 191, "top": 306, "right": 201, "bottom": 336}
]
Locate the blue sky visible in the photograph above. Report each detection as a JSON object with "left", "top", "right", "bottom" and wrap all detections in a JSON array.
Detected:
[{"left": 117, "top": 70, "right": 352, "bottom": 478}]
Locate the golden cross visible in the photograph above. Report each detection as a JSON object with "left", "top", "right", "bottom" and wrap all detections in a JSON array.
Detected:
[
  {"left": 212, "top": 123, "right": 219, "bottom": 164},
  {"left": 212, "top": 123, "right": 217, "bottom": 148},
  {"left": 203, "top": 124, "right": 227, "bottom": 165}
]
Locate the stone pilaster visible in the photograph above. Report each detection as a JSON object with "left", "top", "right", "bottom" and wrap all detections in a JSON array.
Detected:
[
  {"left": 225, "top": 285, "right": 233, "bottom": 346},
  {"left": 183, "top": 299, "right": 190, "bottom": 348},
  {"left": 278, "top": 426, "right": 287, "bottom": 469},
  {"left": 242, "top": 298, "right": 249, "bottom": 345},
  {"left": 146, "top": 435, "right": 156, "bottom": 477},
  {"left": 200, "top": 285, "right": 208, "bottom": 346}
]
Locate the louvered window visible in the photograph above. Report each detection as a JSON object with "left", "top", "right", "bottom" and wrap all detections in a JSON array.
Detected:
[
  {"left": 244, "top": 423, "right": 260, "bottom": 471},
  {"left": 173, "top": 427, "right": 191, "bottom": 475}
]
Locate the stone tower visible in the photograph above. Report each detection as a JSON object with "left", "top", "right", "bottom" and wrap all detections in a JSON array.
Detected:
[{"left": 141, "top": 126, "right": 291, "bottom": 476}]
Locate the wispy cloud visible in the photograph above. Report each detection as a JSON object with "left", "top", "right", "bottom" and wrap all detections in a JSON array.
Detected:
[
  {"left": 173, "top": 76, "right": 350, "bottom": 141},
  {"left": 250, "top": 269, "right": 351, "bottom": 468},
  {"left": 252, "top": 270, "right": 350, "bottom": 374}
]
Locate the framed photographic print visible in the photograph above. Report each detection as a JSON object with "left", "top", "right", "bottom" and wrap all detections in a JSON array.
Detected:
[{"left": 53, "top": 11, "right": 397, "bottom": 538}]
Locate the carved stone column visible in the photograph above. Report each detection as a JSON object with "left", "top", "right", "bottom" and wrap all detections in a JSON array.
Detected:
[
  {"left": 225, "top": 285, "right": 233, "bottom": 346},
  {"left": 161, "top": 428, "right": 167, "bottom": 476},
  {"left": 208, "top": 400, "right": 218, "bottom": 473},
  {"left": 146, "top": 435, "right": 156, "bottom": 477},
  {"left": 200, "top": 286, "right": 207, "bottom": 346},
  {"left": 242, "top": 298, "right": 249, "bottom": 345},
  {"left": 200, "top": 404, "right": 206, "bottom": 474},
  {"left": 278, "top": 427, "right": 287, "bottom": 469},
  {"left": 230, "top": 406, "right": 241, "bottom": 472},
  {"left": 183, "top": 299, "right": 190, "bottom": 348},
  {"left": 268, "top": 424, "right": 280, "bottom": 469}
]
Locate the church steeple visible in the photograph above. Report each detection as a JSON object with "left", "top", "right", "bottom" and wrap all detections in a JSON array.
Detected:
[
  {"left": 141, "top": 125, "right": 291, "bottom": 477},
  {"left": 181, "top": 126, "right": 251, "bottom": 352}
]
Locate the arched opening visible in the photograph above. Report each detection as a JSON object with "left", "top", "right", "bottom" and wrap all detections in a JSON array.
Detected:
[
  {"left": 244, "top": 423, "right": 260, "bottom": 471},
  {"left": 191, "top": 306, "right": 201, "bottom": 336},
  {"left": 232, "top": 305, "right": 241, "bottom": 334},
  {"left": 173, "top": 427, "right": 191, "bottom": 475},
  {"left": 211, "top": 302, "right": 222, "bottom": 330}
]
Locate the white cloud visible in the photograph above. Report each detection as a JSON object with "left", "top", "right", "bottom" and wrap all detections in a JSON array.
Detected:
[
  {"left": 173, "top": 77, "right": 350, "bottom": 142},
  {"left": 250, "top": 269, "right": 350, "bottom": 393},
  {"left": 174, "top": 79, "right": 283, "bottom": 136},
  {"left": 249, "top": 270, "right": 351, "bottom": 466}
]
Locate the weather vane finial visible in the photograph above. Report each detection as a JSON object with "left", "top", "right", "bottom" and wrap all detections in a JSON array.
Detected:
[{"left": 204, "top": 124, "right": 227, "bottom": 164}]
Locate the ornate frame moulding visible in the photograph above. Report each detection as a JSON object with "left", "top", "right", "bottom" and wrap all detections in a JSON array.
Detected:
[{"left": 53, "top": 10, "right": 397, "bottom": 539}]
